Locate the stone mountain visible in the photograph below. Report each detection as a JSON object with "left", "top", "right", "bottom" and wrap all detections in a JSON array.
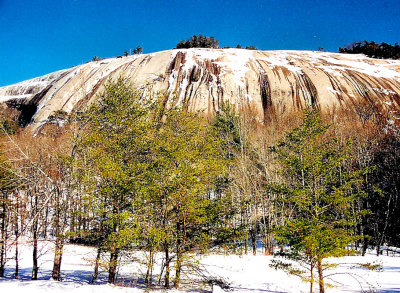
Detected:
[{"left": 1, "top": 48, "right": 400, "bottom": 132}]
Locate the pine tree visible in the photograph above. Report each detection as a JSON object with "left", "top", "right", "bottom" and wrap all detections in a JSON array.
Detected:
[
  {"left": 270, "top": 109, "right": 366, "bottom": 293},
  {"left": 176, "top": 35, "right": 220, "bottom": 49},
  {"left": 74, "top": 78, "right": 156, "bottom": 283},
  {"left": 139, "top": 107, "right": 232, "bottom": 288}
]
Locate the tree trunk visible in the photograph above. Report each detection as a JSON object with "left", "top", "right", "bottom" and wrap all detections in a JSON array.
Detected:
[
  {"left": 52, "top": 186, "right": 65, "bottom": 281},
  {"left": 14, "top": 198, "right": 19, "bottom": 279},
  {"left": 309, "top": 260, "right": 315, "bottom": 293},
  {"left": 31, "top": 224, "right": 38, "bottom": 280},
  {"left": 375, "top": 193, "right": 392, "bottom": 256},
  {"left": 91, "top": 247, "right": 102, "bottom": 283},
  {"left": 244, "top": 232, "right": 248, "bottom": 255},
  {"left": 317, "top": 259, "right": 325, "bottom": 293},
  {"left": 15, "top": 234, "right": 18, "bottom": 279},
  {"left": 250, "top": 228, "right": 257, "bottom": 255},
  {"left": 174, "top": 220, "right": 183, "bottom": 289},
  {"left": 108, "top": 249, "right": 119, "bottom": 284},
  {"left": 0, "top": 192, "right": 7, "bottom": 278},
  {"left": 359, "top": 219, "right": 367, "bottom": 256},
  {"left": 164, "top": 243, "right": 170, "bottom": 289},
  {"left": 92, "top": 209, "right": 105, "bottom": 284},
  {"left": 31, "top": 192, "right": 38, "bottom": 280},
  {"left": 174, "top": 256, "right": 182, "bottom": 289},
  {"left": 52, "top": 236, "right": 64, "bottom": 280},
  {"left": 174, "top": 246, "right": 182, "bottom": 289},
  {"left": 362, "top": 237, "right": 368, "bottom": 256},
  {"left": 375, "top": 230, "right": 381, "bottom": 256},
  {"left": 145, "top": 248, "right": 154, "bottom": 287},
  {"left": 69, "top": 200, "right": 75, "bottom": 242},
  {"left": 265, "top": 234, "right": 274, "bottom": 255},
  {"left": 42, "top": 206, "right": 49, "bottom": 239}
]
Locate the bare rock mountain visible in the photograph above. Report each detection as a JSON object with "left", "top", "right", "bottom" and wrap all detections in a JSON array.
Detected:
[{"left": 1, "top": 48, "right": 400, "bottom": 131}]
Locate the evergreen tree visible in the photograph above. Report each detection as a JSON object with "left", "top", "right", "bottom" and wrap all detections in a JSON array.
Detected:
[
  {"left": 270, "top": 109, "right": 367, "bottom": 293},
  {"left": 74, "top": 78, "right": 156, "bottom": 283},
  {"left": 139, "top": 107, "right": 232, "bottom": 288},
  {"left": 132, "top": 46, "right": 143, "bottom": 54},
  {"left": 339, "top": 41, "right": 400, "bottom": 59},
  {"left": 176, "top": 35, "right": 220, "bottom": 49}
]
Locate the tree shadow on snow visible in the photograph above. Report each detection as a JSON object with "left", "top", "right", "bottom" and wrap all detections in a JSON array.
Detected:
[
  {"left": 115, "top": 275, "right": 213, "bottom": 292},
  {"left": 0, "top": 267, "right": 107, "bottom": 284},
  {"left": 0, "top": 267, "right": 210, "bottom": 292},
  {"left": 0, "top": 267, "right": 52, "bottom": 281},
  {"left": 381, "top": 265, "right": 400, "bottom": 272},
  {"left": 227, "top": 286, "right": 286, "bottom": 293}
]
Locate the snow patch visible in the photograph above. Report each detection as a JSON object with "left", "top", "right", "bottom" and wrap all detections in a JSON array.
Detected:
[
  {"left": 314, "top": 54, "right": 400, "bottom": 80},
  {"left": 168, "top": 49, "right": 255, "bottom": 104},
  {"left": 373, "top": 87, "right": 396, "bottom": 95},
  {"left": 258, "top": 50, "right": 400, "bottom": 81},
  {"left": 214, "top": 50, "right": 254, "bottom": 89},
  {"left": 260, "top": 54, "right": 303, "bottom": 74},
  {"left": 327, "top": 87, "right": 342, "bottom": 95},
  {"left": 316, "top": 65, "right": 344, "bottom": 77},
  {"left": 0, "top": 94, "right": 32, "bottom": 103}
]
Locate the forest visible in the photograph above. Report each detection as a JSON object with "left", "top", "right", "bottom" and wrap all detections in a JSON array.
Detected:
[
  {"left": 339, "top": 40, "right": 400, "bottom": 59},
  {"left": 0, "top": 78, "right": 399, "bottom": 293}
]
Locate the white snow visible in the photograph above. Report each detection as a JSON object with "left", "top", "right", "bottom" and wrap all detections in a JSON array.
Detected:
[
  {"left": 4, "top": 68, "right": 72, "bottom": 89},
  {"left": 1, "top": 239, "right": 399, "bottom": 293},
  {"left": 179, "top": 49, "right": 255, "bottom": 90},
  {"left": 0, "top": 54, "right": 143, "bottom": 113},
  {"left": 0, "top": 94, "right": 32, "bottom": 103},
  {"left": 317, "top": 55, "right": 400, "bottom": 80},
  {"left": 184, "top": 48, "right": 225, "bottom": 60},
  {"left": 316, "top": 65, "right": 344, "bottom": 77},
  {"left": 268, "top": 50, "right": 400, "bottom": 81},
  {"left": 260, "top": 54, "right": 303, "bottom": 74},
  {"left": 177, "top": 50, "right": 198, "bottom": 104},
  {"left": 249, "top": 50, "right": 400, "bottom": 81},
  {"left": 214, "top": 50, "right": 254, "bottom": 89},
  {"left": 167, "top": 49, "right": 255, "bottom": 104},
  {"left": 373, "top": 87, "right": 396, "bottom": 95},
  {"left": 327, "top": 87, "right": 342, "bottom": 95}
]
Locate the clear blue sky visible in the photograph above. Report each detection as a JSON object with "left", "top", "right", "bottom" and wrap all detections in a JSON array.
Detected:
[{"left": 1, "top": 0, "right": 399, "bottom": 86}]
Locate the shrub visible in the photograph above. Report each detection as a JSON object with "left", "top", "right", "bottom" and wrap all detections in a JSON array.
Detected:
[
  {"left": 176, "top": 35, "right": 220, "bottom": 49},
  {"left": 132, "top": 46, "right": 143, "bottom": 54},
  {"left": 0, "top": 119, "right": 19, "bottom": 135}
]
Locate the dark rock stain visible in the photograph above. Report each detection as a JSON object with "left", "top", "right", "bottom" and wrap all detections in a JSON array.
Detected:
[
  {"left": 7, "top": 85, "right": 53, "bottom": 127},
  {"left": 299, "top": 72, "right": 319, "bottom": 109},
  {"left": 258, "top": 71, "right": 273, "bottom": 123}
]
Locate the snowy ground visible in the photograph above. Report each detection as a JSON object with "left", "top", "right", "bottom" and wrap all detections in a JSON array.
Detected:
[{"left": 0, "top": 239, "right": 399, "bottom": 292}]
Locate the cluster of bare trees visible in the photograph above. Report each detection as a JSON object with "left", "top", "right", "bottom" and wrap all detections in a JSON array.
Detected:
[{"left": 0, "top": 128, "right": 80, "bottom": 280}]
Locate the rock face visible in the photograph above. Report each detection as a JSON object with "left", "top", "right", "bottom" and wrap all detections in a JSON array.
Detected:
[{"left": 1, "top": 48, "right": 400, "bottom": 130}]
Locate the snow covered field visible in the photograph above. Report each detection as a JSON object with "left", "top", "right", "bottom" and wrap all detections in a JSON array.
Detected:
[{"left": 0, "top": 239, "right": 399, "bottom": 292}]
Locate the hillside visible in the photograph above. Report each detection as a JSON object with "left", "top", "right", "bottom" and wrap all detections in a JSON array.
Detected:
[{"left": 1, "top": 48, "right": 400, "bottom": 132}]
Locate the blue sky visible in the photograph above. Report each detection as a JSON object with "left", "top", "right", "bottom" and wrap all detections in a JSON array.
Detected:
[{"left": 1, "top": 0, "right": 399, "bottom": 86}]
